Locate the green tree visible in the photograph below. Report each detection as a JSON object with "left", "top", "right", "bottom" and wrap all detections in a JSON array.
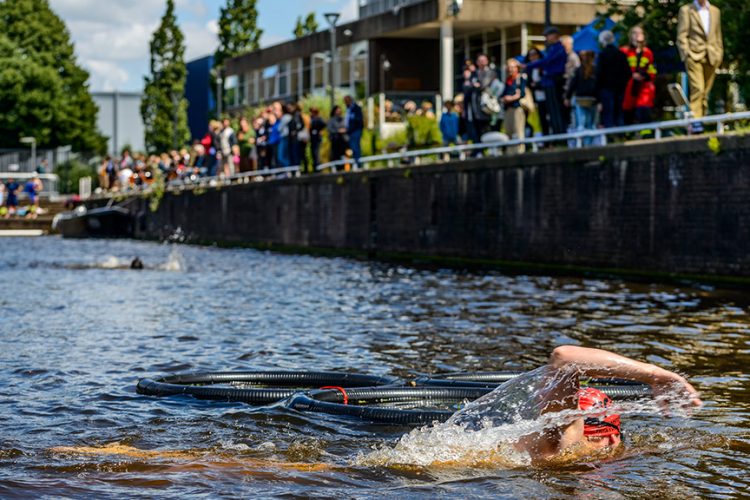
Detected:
[
  {"left": 0, "top": 0, "right": 106, "bottom": 152},
  {"left": 294, "top": 12, "right": 318, "bottom": 38},
  {"left": 293, "top": 17, "right": 305, "bottom": 38},
  {"left": 603, "top": 0, "right": 750, "bottom": 102},
  {"left": 0, "top": 34, "right": 65, "bottom": 148},
  {"left": 215, "top": 0, "right": 263, "bottom": 69},
  {"left": 304, "top": 13, "right": 319, "bottom": 35},
  {"left": 141, "top": 0, "right": 190, "bottom": 153}
]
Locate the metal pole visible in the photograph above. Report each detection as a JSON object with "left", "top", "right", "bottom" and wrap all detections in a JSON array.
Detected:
[
  {"left": 113, "top": 90, "right": 119, "bottom": 156},
  {"left": 31, "top": 139, "right": 36, "bottom": 172},
  {"left": 545, "top": 0, "right": 551, "bottom": 28},
  {"left": 329, "top": 27, "right": 337, "bottom": 113},
  {"left": 217, "top": 71, "right": 223, "bottom": 118},
  {"left": 172, "top": 92, "right": 179, "bottom": 150}
]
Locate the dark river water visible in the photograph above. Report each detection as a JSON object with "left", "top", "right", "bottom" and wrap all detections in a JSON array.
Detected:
[{"left": 1, "top": 237, "right": 748, "bottom": 498}]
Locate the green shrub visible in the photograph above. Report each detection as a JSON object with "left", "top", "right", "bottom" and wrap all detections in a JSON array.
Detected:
[
  {"left": 56, "top": 159, "right": 99, "bottom": 194},
  {"left": 406, "top": 115, "right": 442, "bottom": 149}
]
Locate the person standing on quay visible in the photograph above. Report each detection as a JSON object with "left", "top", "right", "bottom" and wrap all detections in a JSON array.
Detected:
[
  {"left": 622, "top": 26, "right": 657, "bottom": 126},
  {"left": 309, "top": 107, "right": 326, "bottom": 171},
  {"left": 327, "top": 105, "right": 348, "bottom": 165},
  {"left": 344, "top": 95, "right": 364, "bottom": 168},
  {"left": 501, "top": 58, "right": 527, "bottom": 154},
  {"left": 677, "top": 0, "right": 723, "bottom": 119},
  {"left": 524, "top": 27, "right": 568, "bottom": 135},
  {"left": 596, "top": 30, "right": 632, "bottom": 129}
]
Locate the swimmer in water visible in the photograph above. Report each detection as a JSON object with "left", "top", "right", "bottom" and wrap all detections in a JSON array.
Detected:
[{"left": 503, "top": 345, "right": 702, "bottom": 463}]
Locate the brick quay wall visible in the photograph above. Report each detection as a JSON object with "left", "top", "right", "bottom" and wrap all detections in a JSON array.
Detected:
[{"left": 125, "top": 134, "right": 750, "bottom": 283}]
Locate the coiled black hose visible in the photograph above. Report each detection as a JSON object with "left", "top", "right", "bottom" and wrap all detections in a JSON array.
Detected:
[
  {"left": 136, "top": 371, "right": 399, "bottom": 405},
  {"left": 289, "top": 387, "right": 494, "bottom": 425},
  {"left": 289, "top": 383, "right": 653, "bottom": 424},
  {"left": 416, "top": 371, "right": 650, "bottom": 390}
]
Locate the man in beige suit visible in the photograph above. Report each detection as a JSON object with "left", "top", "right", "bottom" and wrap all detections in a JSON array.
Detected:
[{"left": 677, "top": 0, "right": 723, "bottom": 118}]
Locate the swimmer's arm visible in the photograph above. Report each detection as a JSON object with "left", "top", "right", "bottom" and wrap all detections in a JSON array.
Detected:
[{"left": 549, "top": 345, "right": 702, "bottom": 407}]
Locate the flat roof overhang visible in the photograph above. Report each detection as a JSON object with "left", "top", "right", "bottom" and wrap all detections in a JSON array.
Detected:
[
  {"left": 225, "top": 0, "right": 439, "bottom": 75},
  {"left": 224, "top": 0, "right": 602, "bottom": 75}
]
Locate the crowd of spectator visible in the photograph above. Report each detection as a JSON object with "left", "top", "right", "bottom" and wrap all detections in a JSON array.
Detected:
[
  {"left": 98, "top": 94, "right": 370, "bottom": 192},
  {"left": 452, "top": 26, "right": 661, "bottom": 153},
  {"left": 99, "top": 1, "right": 723, "bottom": 192}
]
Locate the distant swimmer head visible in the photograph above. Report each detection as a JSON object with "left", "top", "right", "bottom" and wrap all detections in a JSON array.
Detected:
[
  {"left": 578, "top": 387, "right": 622, "bottom": 450},
  {"left": 130, "top": 257, "right": 144, "bottom": 270}
]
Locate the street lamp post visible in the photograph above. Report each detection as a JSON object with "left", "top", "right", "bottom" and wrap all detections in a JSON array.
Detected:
[
  {"left": 545, "top": 0, "right": 551, "bottom": 28},
  {"left": 379, "top": 54, "right": 391, "bottom": 94},
  {"left": 171, "top": 91, "right": 180, "bottom": 150},
  {"left": 20, "top": 136, "right": 36, "bottom": 172},
  {"left": 211, "top": 66, "right": 224, "bottom": 118},
  {"left": 324, "top": 12, "right": 340, "bottom": 114}
]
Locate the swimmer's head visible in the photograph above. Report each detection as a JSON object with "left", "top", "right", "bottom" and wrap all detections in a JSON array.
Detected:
[{"left": 578, "top": 387, "right": 622, "bottom": 450}]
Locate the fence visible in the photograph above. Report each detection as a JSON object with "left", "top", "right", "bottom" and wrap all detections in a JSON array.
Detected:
[{"left": 0, "top": 146, "right": 73, "bottom": 174}]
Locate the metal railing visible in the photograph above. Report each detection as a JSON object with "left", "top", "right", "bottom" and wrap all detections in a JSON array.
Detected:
[
  {"left": 0, "top": 146, "right": 72, "bottom": 173},
  {"left": 315, "top": 110, "right": 750, "bottom": 171},
  {"left": 90, "top": 110, "right": 750, "bottom": 200}
]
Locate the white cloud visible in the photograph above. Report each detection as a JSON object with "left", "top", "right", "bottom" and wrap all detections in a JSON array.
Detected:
[
  {"left": 339, "top": 0, "right": 358, "bottom": 22},
  {"left": 48, "top": 0, "right": 361, "bottom": 91},
  {"left": 183, "top": 20, "right": 220, "bottom": 60},
  {"left": 86, "top": 60, "right": 130, "bottom": 92},
  {"left": 49, "top": 0, "right": 219, "bottom": 91}
]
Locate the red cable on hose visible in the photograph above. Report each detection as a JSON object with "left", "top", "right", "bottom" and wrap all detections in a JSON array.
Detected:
[{"left": 320, "top": 386, "right": 349, "bottom": 405}]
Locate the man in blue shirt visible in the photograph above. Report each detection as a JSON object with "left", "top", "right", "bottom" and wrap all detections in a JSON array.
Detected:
[
  {"left": 439, "top": 100, "right": 460, "bottom": 145},
  {"left": 344, "top": 95, "right": 364, "bottom": 168},
  {"left": 524, "top": 26, "right": 568, "bottom": 134}
]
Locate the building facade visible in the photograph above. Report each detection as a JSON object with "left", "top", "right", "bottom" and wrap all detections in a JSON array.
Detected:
[
  {"left": 186, "top": 55, "right": 216, "bottom": 141},
  {"left": 223, "top": 0, "right": 602, "bottom": 110},
  {"left": 92, "top": 91, "right": 146, "bottom": 155}
]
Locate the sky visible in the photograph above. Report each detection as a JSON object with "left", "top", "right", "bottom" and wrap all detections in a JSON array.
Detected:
[{"left": 48, "top": 0, "right": 359, "bottom": 92}]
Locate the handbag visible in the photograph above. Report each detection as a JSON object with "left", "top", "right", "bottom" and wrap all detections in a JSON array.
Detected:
[
  {"left": 480, "top": 88, "right": 501, "bottom": 116},
  {"left": 519, "top": 79, "right": 536, "bottom": 115}
]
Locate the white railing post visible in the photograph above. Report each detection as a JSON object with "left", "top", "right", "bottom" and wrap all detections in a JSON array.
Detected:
[{"left": 79, "top": 176, "right": 92, "bottom": 199}]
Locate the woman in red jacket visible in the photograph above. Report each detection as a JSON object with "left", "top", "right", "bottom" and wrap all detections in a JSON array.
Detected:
[{"left": 621, "top": 26, "right": 657, "bottom": 125}]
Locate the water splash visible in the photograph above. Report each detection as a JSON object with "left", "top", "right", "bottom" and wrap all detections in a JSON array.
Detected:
[
  {"left": 166, "top": 227, "right": 187, "bottom": 244},
  {"left": 158, "top": 246, "right": 186, "bottom": 272},
  {"left": 357, "top": 367, "right": 699, "bottom": 469}
]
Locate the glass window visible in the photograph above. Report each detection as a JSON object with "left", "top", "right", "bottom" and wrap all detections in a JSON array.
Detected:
[
  {"left": 247, "top": 71, "right": 256, "bottom": 105},
  {"left": 238, "top": 74, "right": 246, "bottom": 105},
  {"left": 290, "top": 59, "right": 299, "bottom": 97},
  {"left": 312, "top": 54, "right": 326, "bottom": 90},
  {"left": 278, "top": 62, "right": 288, "bottom": 97}
]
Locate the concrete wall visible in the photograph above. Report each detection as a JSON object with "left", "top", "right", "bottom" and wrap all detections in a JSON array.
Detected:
[{"left": 132, "top": 134, "right": 750, "bottom": 279}]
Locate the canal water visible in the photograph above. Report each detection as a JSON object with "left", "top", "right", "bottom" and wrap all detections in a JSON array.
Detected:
[{"left": 1, "top": 237, "right": 748, "bottom": 498}]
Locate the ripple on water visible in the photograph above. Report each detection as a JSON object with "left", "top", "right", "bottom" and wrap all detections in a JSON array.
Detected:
[{"left": 0, "top": 236, "right": 748, "bottom": 497}]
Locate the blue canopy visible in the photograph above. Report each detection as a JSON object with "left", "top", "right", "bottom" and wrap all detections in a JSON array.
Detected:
[{"left": 573, "top": 17, "right": 616, "bottom": 53}]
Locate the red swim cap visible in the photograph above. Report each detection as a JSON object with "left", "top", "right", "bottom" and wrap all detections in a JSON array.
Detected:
[{"left": 578, "top": 387, "right": 621, "bottom": 437}]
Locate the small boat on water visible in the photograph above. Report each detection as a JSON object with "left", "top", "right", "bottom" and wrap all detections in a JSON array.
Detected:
[{"left": 52, "top": 205, "right": 134, "bottom": 238}]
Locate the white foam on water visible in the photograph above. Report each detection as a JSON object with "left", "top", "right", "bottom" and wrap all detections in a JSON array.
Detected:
[
  {"left": 98, "top": 256, "right": 129, "bottom": 269},
  {"left": 158, "top": 246, "right": 186, "bottom": 272}
]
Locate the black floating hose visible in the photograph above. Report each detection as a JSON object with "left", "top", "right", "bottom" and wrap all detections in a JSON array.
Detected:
[
  {"left": 416, "top": 371, "right": 650, "bottom": 392},
  {"left": 137, "top": 371, "right": 400, "bottom": 405},
  {"left": 289, "top": 384, "right": 652, "bottom": 425},
  {"left": 289, "top": 386, "right": 494, "bottom": 425}
]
